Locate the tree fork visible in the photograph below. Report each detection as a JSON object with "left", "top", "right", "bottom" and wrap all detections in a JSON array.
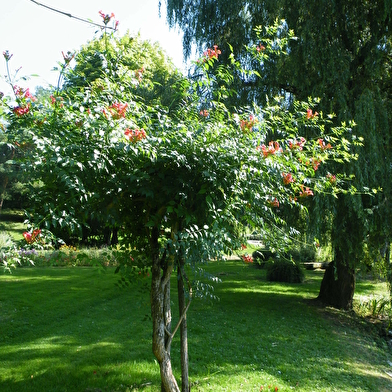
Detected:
[
  {"left": 150, "top": 226, "right": 180, "bottom": 392},
  {"left": 177, "top": 258, "right": 191, "bottom": 392}
]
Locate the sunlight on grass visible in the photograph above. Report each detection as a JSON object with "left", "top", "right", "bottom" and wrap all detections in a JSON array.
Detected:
[
  {"left": 0, "top": 220, "right": 26, "bottom": 241},
  {"left": 1, "top": 261, "right": 391, "bottom": 391}
]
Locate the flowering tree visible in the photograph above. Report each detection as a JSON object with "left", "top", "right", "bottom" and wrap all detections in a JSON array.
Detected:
[{"left": 1, "top": 19, "right": 355, "bottom": 391}]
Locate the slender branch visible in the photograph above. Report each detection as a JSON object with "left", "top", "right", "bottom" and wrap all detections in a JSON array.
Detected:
[
  {"left": 29, "top": 0, "right": 115, "bottom": 30},
  {"left": 164, "top": 296, "right": 191, "bottom": 351},
  {"left": 160, "top": 256, "right": 174, "bottom": 289},
  {"left": 164, "top": 267, "right": 192, "bottom": 351}
]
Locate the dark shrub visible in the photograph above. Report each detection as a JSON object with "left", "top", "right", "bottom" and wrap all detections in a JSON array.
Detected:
[
  {"left": 252, "top": 248, "right": 276, "bottom": 268},
  {"left": 252, "top": 245, "right": 315, "bottom": 268},
  {"left": 265, "top": 259, "right": 304, "bottom": 283}
]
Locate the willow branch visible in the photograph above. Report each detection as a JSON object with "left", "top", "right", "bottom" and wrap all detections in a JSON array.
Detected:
[{"left": 29, "top": 0, "right": 116, "bottom": 30}]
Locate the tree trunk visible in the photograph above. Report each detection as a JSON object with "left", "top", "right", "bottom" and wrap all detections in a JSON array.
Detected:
[
  {"left": 317, "top": 247, "right": 356, "bottom": 310},
  {"left": 177, "top": 259, "right": 190, "bottom": 392},
  {"left": 162, "top": 260, "right": 172, "bottom": 392},
  {"left": 150, "top": 226, "right": 180, "bottom": 392},
  {"left": 0, "top": 147, "right": 13, "bottom": 214},
  {"left": 0, "top": 176, "right": 9, "bottom": 214}
]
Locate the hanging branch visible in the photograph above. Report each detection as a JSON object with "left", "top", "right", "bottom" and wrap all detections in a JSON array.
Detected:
[
  {"left": 29, "top": 0, "right": 116, "bottom": 30},
  {"left": 164, "top": 267, "right": 192, "bottom": 352}
]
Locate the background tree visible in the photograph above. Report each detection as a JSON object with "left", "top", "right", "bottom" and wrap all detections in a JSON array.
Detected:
[
  {"left": 164, "top": 0, "right": 392, "bottom": 309},
  {"left": 0, "top": 53, "right": 34, "bottom": 212},
  {"left": 63, "top": 32, "right": 186, "bottom": 113},
  {"left": 17, "top": 32, "right": 187, "bottom": 245}
]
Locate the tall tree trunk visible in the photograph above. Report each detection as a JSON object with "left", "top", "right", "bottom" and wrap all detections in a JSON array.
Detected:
[
  {"left": 318, "top": 195, "right": 361, "bottom": 310},
  {"left": 0, "top": 146, "right": 14, "bottom": 214},
  {"left": 177, "top": 259, "right": 190, "bottom": 392},
  {"left": 150, "top": 226, "right": 180, "bottom": 392},
  {"left": 162, "top": 259, "right": 172, "bottom": 392},
  {"left": 317, "top": 247, "right": 356, "bottom": 309},
  {"left": 0, "top": 176, "right": 9, "bottom": 214}
]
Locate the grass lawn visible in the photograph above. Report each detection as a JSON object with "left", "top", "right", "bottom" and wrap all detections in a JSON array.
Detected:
[
  {"left": 0, "top": 262, "right": 392, "bottom": 391},
  {"left": 0, "top": 209, "right": 26, "bottom": 241}
]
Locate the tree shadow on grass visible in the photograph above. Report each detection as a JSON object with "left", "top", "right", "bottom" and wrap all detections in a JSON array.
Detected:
[
  {"left": 0, "top": 268, "right": 160, "bottom": 392},
  {"left": 1, "top": 266, "right": 392, "bottom": 391},
  {"left": 184, "top": 269, "right": 392, "bottom": 391}
]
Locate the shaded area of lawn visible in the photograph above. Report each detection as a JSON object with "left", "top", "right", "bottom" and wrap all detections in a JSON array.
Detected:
[
  {"left": 0, "top": 262, "right": 391, "bottom": 391},
  {"left": 186, "top": 262, "right": 392, "bottom": 391},
  {"left": 0, "top": 267, "right": 157, "bottom": 392}
]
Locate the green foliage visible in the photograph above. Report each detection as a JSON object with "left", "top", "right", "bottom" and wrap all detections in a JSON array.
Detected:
[
  {"left": 0, "top": 231, "right": 35, "bottom": 272},
  {"left": 265, "top": 258, "right": 304, "bottom": 283},
  {"left": 252, "top": 244, "right": 315, "bottom": 267},
  {"left": 2, "top": 24, "right": 357, "bottom": 297},
  {"left": 288, "top": 245, "right": 316, "bottom": 264},
  {"left": 63, "top": 33, "right": 187, "bottom": 112},
  {"left": 356, "top": 295, "right": 391, "bottom": 319},
  {"left": 165, "top": 0, "right": 392, "bottom": 308},
  {"left": 1, "top": 23, "right": 359, "bottom": 388}
]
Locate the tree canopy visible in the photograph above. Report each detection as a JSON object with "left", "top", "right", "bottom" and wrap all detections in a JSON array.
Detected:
[
  {"left": 1, "top": 22, "right": 356, "bottom": 389},
  {"left": 164, "top": 0, "right": 392, "bottom": 309}
]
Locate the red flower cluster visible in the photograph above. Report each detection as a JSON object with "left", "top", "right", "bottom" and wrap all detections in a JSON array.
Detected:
[
  {"left": 299, "top": 185, "right": 314, "bottom": 198},
  {"left": 14, "top": 86, "right": 35, "bottom": 100},
  {"left": 260, "top": 387, "right": 278, "bottom": 391},
  {"left": 13, "top": 104, "right": 31, "bottom": 116},
  {"left": 199, "top": 109, "right": 209, "bottom": 117},
  {"left": 327, "top": 173, "right": 337, "bottom": 184},
  {"left": 268, "top": 197, "right": 280, "bottom": 207},
  {"left": 258, "top": 141, "right": 282, "bottom": 158},
  {"left": 288, "top": 137, "right": 306, "bottom": 150},
  {"left": 201, "top": 45, "right": 221, "bottom": 62},
  {"left": 256, "top": 44, "right": 266, "bottom": 53},
  {"left": 109, "top": 102, "right": 128, "bottom": 119},
  {"left": 282, "top": 172, "right": 294, "bottom": 185},
  {"left": 12, "top": 86, "right": 36, "bottom": 116},
  {"left": 135, "top": 67, "right": 145, "bottom": 82},
  {"left": 124, "top": 128, "right": 147, "bottom": 143},
  {"left": 311, "top": 157, "right": 321, "bottom": 171},
  {"left": 3, "top": 50, "right": 13, "bottom": 61},
  {"left": 241, "top": 254, "right": 253, "bottom": 263},
  {"left": 62, "top": 51, "right": 75, "bottom": 67},
  {"left": 50, "top": 95, "right": 64, "bottom": 108},
  {"left": 240, "top": 115, "right": 257, "bottom": 132},
  {"left": 318, "top": 138, "right": 332, "bottom": 151},
  {"left": 307, "top": 108, "right": 318, "bottom": 119},
  {"left": 23, "top": 229, "right": 41, "bottom": 244},
  {"left": 99, "top": 10, "right": 115, "bottom": 25}
]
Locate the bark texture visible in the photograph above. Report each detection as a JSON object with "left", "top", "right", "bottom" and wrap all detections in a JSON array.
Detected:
[
  {"left": 150, "top": 227, "right": 180, "bottom": 392},
  {"left": 177, "top": 260, "right": 190, "bottom": 392},
  {"left": 317, "top": 248, "right": 356, "bottom": 310}
]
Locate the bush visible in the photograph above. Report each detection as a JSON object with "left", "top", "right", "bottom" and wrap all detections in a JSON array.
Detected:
[
  {"left": 289, "top": 246, "right": 316, "bottom": 263},
  {"left": 0, "top": 231, "right": 36, "bottom": 270},
  {"left": 252, "top": 248, "right": 276, "bottom": 268},
  {"left": 265, "top": 258, "right": 304, "bottom": 283},
  {"left": 252, "top": 245, "right": 316, "bottom": 268},
  {"left": 28, "top": 246, "right": 118, "bottom": 268}
]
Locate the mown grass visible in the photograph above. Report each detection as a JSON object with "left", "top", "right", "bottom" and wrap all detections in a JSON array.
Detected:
[
  {"left": 1, "top": 261, "right": 392, "bottom": 392},
  {"left": 0, "top": 209, "right": 26, "bottom": 241}
]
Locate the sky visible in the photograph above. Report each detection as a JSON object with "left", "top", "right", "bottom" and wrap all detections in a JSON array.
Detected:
[{"left": 0, "top": 0, "right": 187, "bottom": 95}]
